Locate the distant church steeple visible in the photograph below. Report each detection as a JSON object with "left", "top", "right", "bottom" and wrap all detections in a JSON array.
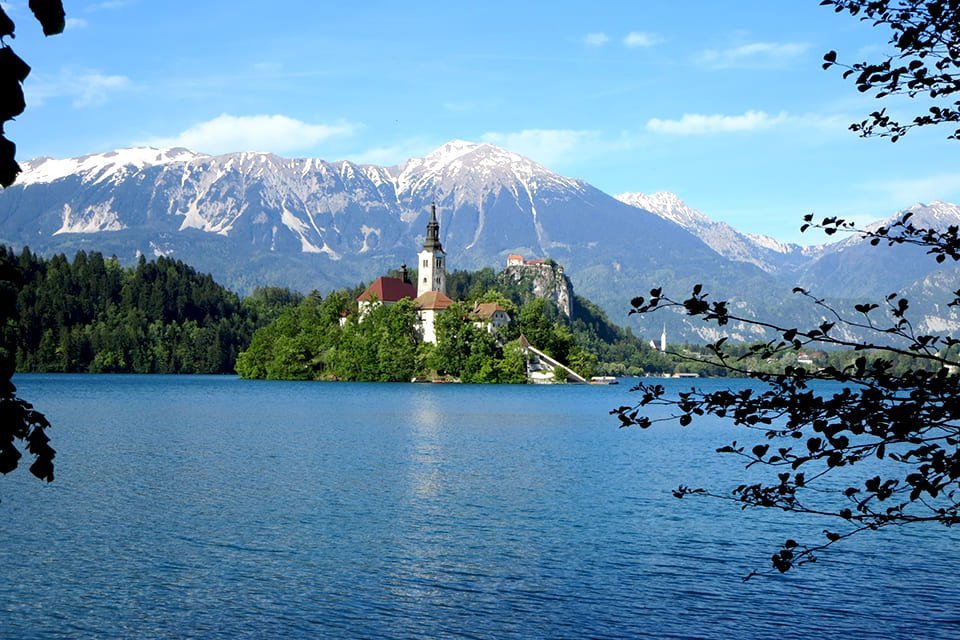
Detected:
[
  {"left": 417, "top": 202, "right": 447, "bottom": 297},
  {"left": 423, "top": 202, "right": 443, "bottom": 251}
]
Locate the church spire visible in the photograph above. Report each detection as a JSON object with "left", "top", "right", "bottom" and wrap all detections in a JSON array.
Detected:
[
  {"left": 417, "top": 202, "right": 447, "bottom": 297},
  {"left": 423, "top": 202, "right": 443, "bottom": 251}
]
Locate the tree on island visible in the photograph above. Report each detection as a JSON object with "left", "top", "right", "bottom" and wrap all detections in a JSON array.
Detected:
[
  {"left": 427, "top": 301, "right": 528, "bottom": 383},
  {"left": 615, "top": 0, "right": 960, "bottom": 576},
  {"left": 0, "top": 2, "right": 65, "bottom": 489}
]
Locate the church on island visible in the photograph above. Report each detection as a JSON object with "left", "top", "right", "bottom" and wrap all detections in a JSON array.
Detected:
[
  {"left": 355, "top": 204, "right": 586, "bottom": 383},
  {"left": 356, "top": 203, "right": 500, "bottom": 345}
]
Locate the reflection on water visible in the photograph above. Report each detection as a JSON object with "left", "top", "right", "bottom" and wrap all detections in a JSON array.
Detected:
[
  {"left": 409, "top": 388, "right": 445, "bottom": 500},
  {"left": 2, "top": 375, "right": 958, "bottom": 639}
]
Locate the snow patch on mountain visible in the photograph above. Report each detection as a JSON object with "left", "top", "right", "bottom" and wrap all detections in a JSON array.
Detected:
[
  {"left": 281, "top": 208, "right": 323, "bottom": 253},
  {"left": 359, "top": 225, "right": 380, "bottom": 253},
  {"left": 177, "top": 194, "right": 242, "bottom": 235},
  {"left": 149, "top": 241, "right": 173, "bottom": 258},
  {"left": 743, "top": 232, "right": 792, "bottom": 254},
  {"left": 54, "top": 201, "right": 126, "bottom": 234},
  {"left": 178, "top": 199, "right": 211, "bottom": 233}
]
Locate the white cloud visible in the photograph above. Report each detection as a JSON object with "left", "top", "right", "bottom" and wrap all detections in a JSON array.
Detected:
[
  {"left": 351, "top": 131, "right": 608, "bottom": 167},
  {"left": 27, "top": 69, "right": 131, "bottom": 108},
  {"left": 65, "top": 17, "right": 88, "bottom": 29},
  {"left": 698, "top": 42, "right": 809, "bottom": 68},
  {"left": 349, "top": 139, "right": 440, "bottom": 165},
  {"left": 143, "top": 114, "right": 355, "bottom": 155},
  {"left": 866, "top": 172, "right": 960, "bottom": 205},
  {"left": 784, "top": 112, "right": 862, "bottom": 140},
  {"left": 582, "top": 32, "right": 609, "bottom": 47},
  {"left": 86, "top": 1, "right": 132, "bottom": 11},
  {"left": 480, "top": 128, "right": 601, "bottom": 166},
  {"left": 646, "top": 110, "right": 789, "bottom": 135},
  {"left": 624, "top": 31, "right": 661, "bottom": 48}
]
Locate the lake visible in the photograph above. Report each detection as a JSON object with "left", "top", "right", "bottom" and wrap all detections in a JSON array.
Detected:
[{"left": 2, "top": 375, "right": 958, "bottom": 639}]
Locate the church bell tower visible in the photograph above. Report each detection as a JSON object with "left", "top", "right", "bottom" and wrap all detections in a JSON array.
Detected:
[{"left": 417, "top": 203, "right": 446, "bottom": 297}]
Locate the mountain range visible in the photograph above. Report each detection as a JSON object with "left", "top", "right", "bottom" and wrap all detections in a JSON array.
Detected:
[{"left": 1, "top": 140, "right": 958, "bottom": 342}]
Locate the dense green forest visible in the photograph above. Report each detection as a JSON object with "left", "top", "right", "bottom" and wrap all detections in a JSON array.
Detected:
[{"left": 3, "top": 246, "right": 300, "bottom": 373}]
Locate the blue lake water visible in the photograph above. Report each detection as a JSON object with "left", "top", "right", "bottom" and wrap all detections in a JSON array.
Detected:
[{"left": 2, "top": 374, "right": 958, "bottom": 639}]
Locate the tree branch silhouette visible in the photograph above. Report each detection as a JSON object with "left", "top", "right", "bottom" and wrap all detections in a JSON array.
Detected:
[
  {"left": 0, "top": 1, "right": 64, "bottom": 491},
  {"left": 821, "top": 0, "right": 960, "bottom": 141},
  {"left": 614, "top": 214, "right": 960, "bottom": 577}
]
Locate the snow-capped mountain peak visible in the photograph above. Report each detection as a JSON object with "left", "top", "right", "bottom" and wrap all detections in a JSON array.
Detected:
[
  {"left": 421, "top": 139, "right": 489, "bottom": 165},
  {"left": 616, "top": 191, "right": 713, "bottom": 230},
  {"left": 894, "top": 200, "right": 960, "bottom": 228},
  {"left": 409, "top": 140, "right": 556, "bottom": 180},
  {"left": 395, "top": 141, "right": 584, "bottom": 207},
  {"left": 832, "top": 200, "right": 960, "bottom": 250},
  {"left": 616, "top": 190, "right": 811, "bottom": 273},
  {"left": 20, "top": 147, "right": 204, "bottom": 186}
]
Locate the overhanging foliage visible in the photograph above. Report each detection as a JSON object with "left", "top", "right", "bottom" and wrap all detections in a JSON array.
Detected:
[{"left": 614, "top": 214, "right": 960, "bottom": 576}]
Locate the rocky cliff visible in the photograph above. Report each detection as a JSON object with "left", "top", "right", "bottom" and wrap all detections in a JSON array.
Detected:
[{"left": 497, "top": 261, "right": 573, "bottom": 318}]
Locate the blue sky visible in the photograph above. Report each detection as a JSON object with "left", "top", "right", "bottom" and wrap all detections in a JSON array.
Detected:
[{"left": 4, "top": 0, "right": 959, "bottom": 242}]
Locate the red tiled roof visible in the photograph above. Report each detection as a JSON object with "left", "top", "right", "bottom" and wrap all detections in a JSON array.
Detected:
[
  {"left": 507, "top": 254, "right": 524, "bottom": 261},
  {"left": 414, "top": 290, "right": 455, "bottom": 311},
  {"left": 357, "top": 276, "right": 417, "bottom": 303}
]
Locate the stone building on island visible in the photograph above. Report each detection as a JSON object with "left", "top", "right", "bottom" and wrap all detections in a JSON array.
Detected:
[
  {"left": 417, "top": 203, "right": 447, "bottom": 298},
  {"left": 412, "top": 203, "right": 455, "bottom": 343},
  {"left": 355, "top": 203, "right": 457, "bottom": 344}
]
